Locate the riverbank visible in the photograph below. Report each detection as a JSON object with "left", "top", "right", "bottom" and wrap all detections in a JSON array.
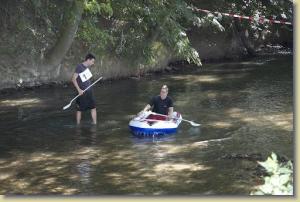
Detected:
[{"left": 0, "top": 48, "right": 292, "bottom": 96}]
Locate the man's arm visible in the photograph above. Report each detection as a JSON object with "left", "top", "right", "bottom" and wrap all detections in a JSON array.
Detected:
[
  {"left": 72, "top": 73, "right": 84, "bottom": 95},
  {"left": 143, "top": 104, "right": 151, "bottom": 112},
  {"left": 168, "top": 107, "right": 174, "bottom": 119},
  {"left": 167, "top": 97, "right": 174, "bottom": 119},
  {"left": 138, "top": 104, "right": 152, "bottom": 116},
  {"left": 140, "top": 96, "right": 155, "bottom": 114}
]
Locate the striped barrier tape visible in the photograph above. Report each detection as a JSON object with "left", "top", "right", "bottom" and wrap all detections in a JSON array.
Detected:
[{"left": 191, "top": 7, "right": 292, "bottom": 26}]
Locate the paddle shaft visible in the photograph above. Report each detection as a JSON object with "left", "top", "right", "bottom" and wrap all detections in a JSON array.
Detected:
[
  {"left": 71, "top": 77, "right": 102, "bottom": 102},
  {"left": 63, "top": 77, "right": 102, "bottom": 110},
  {"left": 149, "top": 111, "right": 200, "bottom": 126},
  {"left": 149, "top": 111, "right": 181, "bottom": 121},
  {"left": 141, "top": 118, "right": 174, "bottom": 122}
]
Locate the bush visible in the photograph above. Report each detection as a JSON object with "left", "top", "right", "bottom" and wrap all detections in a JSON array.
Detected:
[{"left": 251, "top": 152, "right": 293, "bottom": 195}]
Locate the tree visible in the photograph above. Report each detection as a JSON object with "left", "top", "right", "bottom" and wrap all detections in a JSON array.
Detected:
[
  {"left": 42, "top": 0, "right": 84, "bottom": 79},
  {"left": 188, "top": 0, "right": 293, "bottom": 56},
  {"left": 78, "top": 0, "right": 202, "bottom": 67}
]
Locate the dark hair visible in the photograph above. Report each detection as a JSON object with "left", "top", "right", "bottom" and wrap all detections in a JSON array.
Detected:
[{"left": 85, "top": 53, "right": 96, "bottom": 61}]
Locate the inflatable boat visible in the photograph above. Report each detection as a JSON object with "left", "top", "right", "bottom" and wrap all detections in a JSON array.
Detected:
[{"left": 129, "top": 111, "right": 182, "bottom": 136}]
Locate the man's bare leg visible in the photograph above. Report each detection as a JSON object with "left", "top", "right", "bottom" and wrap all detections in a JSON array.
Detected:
[
  {"left": 76, "top": 111, "right": 82, "bottom": 125},
  {"left": 91, "top": 108, "right": 97, "bottom": 125}
]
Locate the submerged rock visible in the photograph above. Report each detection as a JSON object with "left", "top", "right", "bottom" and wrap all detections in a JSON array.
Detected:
[{"left": 221, "top": 153, "right": 263, "bottom": 161}]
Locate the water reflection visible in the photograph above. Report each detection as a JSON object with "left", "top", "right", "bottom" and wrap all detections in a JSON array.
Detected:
[
  {"left": 73, "top": 125, "right": 98, "bottom": 187},
  {"left": 75, "top": 125, "right": 97, "bottom": 146},
  {"left": 187, "top": 127, "right": 201, "bottom": 135},
  {"left": 131, "top": 134, "right": 176, "bottom": 144}
]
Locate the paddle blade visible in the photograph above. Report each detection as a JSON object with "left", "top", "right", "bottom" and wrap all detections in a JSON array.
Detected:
[
  {"left": 63, "top": 103, "right": 71, "bottom": 110},
  {"left": 189, "top": 121, "right": 201, "bottom": 127}
]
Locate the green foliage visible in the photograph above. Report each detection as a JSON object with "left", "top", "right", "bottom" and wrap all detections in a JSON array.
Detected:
[
  {"left": 78, "top": 0, "right": 290, "bottom": 67},
  {"left": 1, "top": 0, "right": 292, "bottom": 70},
  {"left": 162, "top": 20, "right": 201, "bottom": 65},
  {"left": 84, "top": 0, "right": 113, "bottom": 17},
  {"left": 225, "top": 0, "right": 293, "bottom": 31},
  {"left": 78, "top": 0, "right": 202, "bottom": 67},
  {"left": 77, "top": 0, "right": 114, "bottom": 55},
  {"left": 78, "top": 19, "right": 113, "bottom": 54},
  {"left": 251, "top": 152, "right": 293, "bottom": 195},
  {"left": 194, "top": 0, "right": 293, "bottom": 45}
]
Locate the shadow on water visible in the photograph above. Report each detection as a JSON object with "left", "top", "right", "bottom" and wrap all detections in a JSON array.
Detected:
[{"left": 0, "top": 55, "right": 293, "bottom": 195}]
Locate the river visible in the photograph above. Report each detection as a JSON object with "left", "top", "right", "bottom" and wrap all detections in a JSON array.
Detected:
[{"left": 0, "top": 55, "right": 293, "bottom": 195}]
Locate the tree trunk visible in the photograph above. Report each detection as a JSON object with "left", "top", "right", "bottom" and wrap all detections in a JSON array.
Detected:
[
  {"left": 233, "top": 19, "right": 256, "bottom": 57},
  {"left": 43, "top": 0, "right": 84, "bottom": 71}
]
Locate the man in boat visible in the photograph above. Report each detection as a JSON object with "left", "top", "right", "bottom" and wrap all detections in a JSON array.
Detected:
[
  {"left": 140, "top": 85, "right": 174, "bottom": 120},
  {"left": 72, "top": 53, "right": 97, "bottom": 125}
]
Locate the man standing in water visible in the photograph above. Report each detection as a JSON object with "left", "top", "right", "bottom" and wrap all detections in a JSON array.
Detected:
[
  {"left": 72, "top": 53, "right": 97, "bottom": 125},
  {"left": 141, "top": 85, "right": 174, "bottom": 120}
]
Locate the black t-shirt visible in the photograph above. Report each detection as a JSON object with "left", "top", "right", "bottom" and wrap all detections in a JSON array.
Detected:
[
  {"left": 75, "top": 63, "right": 91, "bottom": 90},
  {"left": 149, "top": 95, "right": 173, "bottom": 115}
]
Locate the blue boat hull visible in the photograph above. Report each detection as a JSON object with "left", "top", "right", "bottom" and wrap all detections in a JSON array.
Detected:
[
  {"left": 129, "top": 126, "right": 177, "bottom": 136},
  {"left": 129, "top": 111, "right": 182, "bottom": 137}
]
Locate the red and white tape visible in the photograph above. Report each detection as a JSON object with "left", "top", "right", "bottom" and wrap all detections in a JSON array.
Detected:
[{"left": 192, "top": 7, "right": 292, "bottom": 26}]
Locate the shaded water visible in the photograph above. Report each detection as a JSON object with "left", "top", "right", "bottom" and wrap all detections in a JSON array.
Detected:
[{"left": 0, "top": 55, "right": 293, "bottom": 195}]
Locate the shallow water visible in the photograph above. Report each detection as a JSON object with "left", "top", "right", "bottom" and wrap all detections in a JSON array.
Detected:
[{"left": 0, "top": 55, "right": 293, "bottom": 195}]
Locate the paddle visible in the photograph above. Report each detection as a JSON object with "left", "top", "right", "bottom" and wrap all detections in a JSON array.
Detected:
[
  {"left": 63, "top": 77, "right": 103, "bottom": 110},
  {"left": 141, "top": 118, "right": 173, "bottom": 123},
  {"left": 149, "top": 111, "right": 201, "bottom": 127}
]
